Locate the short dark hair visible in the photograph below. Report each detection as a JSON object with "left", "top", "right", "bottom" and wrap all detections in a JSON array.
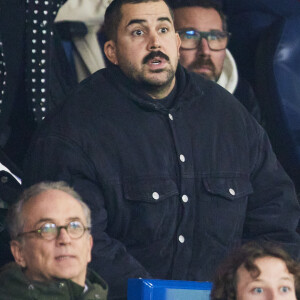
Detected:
[
  {"left": 104, "top": 0, "right": 174, "bottom": 41},
  {"left": 168, "top": 0, "right": 227, "bottom": 32},
  {"left": 210, "top": 241, "right": 300, "bottom": 300}
]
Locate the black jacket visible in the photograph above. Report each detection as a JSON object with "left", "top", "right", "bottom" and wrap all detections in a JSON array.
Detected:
[
  {"left": 24, "top": 65, "right": 300, "bottom": 300},
  {"left": 0, "top": 0, "right": 74, "bottom": 167}
]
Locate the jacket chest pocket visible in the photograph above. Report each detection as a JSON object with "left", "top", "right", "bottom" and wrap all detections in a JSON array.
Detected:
[
  {"left": 203, "top": 176, "right": 253, "bottom": 202},
  {"left": 124, "top": 178, "right": 179, "bottom": 203},
  {"left": 198, "top": 176, "right": 253, "bottom": 245},
  {"left": 123, "top": 179, "right": 179, "bottom": 241}
]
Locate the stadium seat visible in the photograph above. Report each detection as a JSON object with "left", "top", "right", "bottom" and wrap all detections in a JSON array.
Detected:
[
  {"left": 255, "top": 16, "right": 300, "bottom": 193},
  {"left": 127, "top": 278, "right": 212, "bottom": 300}
]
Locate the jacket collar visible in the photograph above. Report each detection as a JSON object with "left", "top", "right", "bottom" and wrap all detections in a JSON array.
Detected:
[
  {"left": 1, "top": 263, "right": 107, "bottom": 297},
  {"left": 86, "top": 268, "right": 108, "bottom": 291},
  {"left": 104, "top": 64, "right": 203, "bottom": 113}
]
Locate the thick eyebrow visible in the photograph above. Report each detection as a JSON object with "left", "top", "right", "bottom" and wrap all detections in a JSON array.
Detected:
[
  {"left": 158, "top": 17, "right": 172, "bottom": 24},
  {"left": 126, "top": 17, "right": 172, "bottom": 28},
  {"left": 126, "top": 19, "right": 146, "bottom": 27}
]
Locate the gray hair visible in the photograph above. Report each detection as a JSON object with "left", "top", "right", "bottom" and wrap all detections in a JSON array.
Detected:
[{"left": 8, "top": 181, "right": 92, "bottom": 240}]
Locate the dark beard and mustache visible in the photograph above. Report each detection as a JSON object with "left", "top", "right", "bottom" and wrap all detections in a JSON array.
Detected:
[
  {"left": 120, "top": 50, "right": 177, "bottom": 98},
  {"left": 137, "top": 51, "right": 176, "bottom": 95},
  {"left": 186, "top": 56, "right": 218, "bottom": 81}
]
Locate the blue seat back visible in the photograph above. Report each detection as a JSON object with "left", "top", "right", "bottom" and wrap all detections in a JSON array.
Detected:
[
  {"left": 127, "top": 279, "right": 212, "bottom": 300},
  {"left": 255, "top": 16, "right": 300, "bottom": 191}
]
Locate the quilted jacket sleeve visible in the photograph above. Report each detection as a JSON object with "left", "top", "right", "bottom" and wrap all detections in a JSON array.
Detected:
[{"left": 243, "top": 122, "right": 300, "bottom": 259}]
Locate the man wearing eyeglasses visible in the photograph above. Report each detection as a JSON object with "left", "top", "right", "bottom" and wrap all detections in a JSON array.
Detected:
[
  {"left": 0, "top": 181, "right": 107, "bottom": 299},
  {"left": 170, "top": 0, "right": 261, "bottom": 122}
]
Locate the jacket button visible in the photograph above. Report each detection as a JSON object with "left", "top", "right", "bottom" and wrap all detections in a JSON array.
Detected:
[
  {"left": 168, "top": 113, "right": 173, "bottom": 120},
  {"left": 178, "top": 235, "right": 185, "bottom": 243},
  {"left": 182, "top": 195, "right": 189, "bottom": 203},
  {"left": 59, "top": 282, "right": 65, "bottom": 288},
  {"left": 229, "top": 188, "right": 235, "bottom": 196},
  {"left": 28, "top": 284, "right": 34, "bottom": 290},
  {"left": 179, "top": 154, "right": 185, "bottom": 162},
  {"left": 152, "top": 192, "right": 159, "bottom": 200}
]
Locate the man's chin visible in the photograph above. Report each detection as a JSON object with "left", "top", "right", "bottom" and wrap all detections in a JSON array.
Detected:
[
  {"left": 192, "top": 69, "right": 216, "bottom": 81},
  {"left": 143, "top": 77, "right": 171, "bottom": 87},
  {"left": 139, "top": 71, "right": 175, "bottom": 87}
]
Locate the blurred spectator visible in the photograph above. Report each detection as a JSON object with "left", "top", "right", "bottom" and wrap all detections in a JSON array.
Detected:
[
  {"left": 0, "top": 0, "right": 77, "bottom": 168},
  {"left": 0, "top": 0, "right": 29, "bottom": 167},
  {"left": 0, "top": 148, "right": 22, "bottom": 268},
  {"left": 0, "top": 0, "right": 111, "bottom": 169},
  {"left": 211, "top": 242, "right": 300, "bottom": 300},
  {"left": 54, "top": 0, "right": 111, "bottom": 82},
  {"left": 170, "top": 0, "right": 261, "bottom": 123}
]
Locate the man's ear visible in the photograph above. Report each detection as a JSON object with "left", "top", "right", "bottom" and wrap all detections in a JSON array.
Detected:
[
  {"left": 104, "top": 40, "right": 119, "bottom": 65},
  {"left": 87, "top": 235, "right": 93, "bottom": 263},
  {"left": 175, "top": 32, "right": 181, "bottom": 58},
  {"left": 10, "top": 240, "right": 27, "bottom": 268}
]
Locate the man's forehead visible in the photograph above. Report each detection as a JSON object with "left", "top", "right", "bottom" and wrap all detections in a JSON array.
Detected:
[
  {"left": 23, "top": 190, "right": 86, "bottom": 225},
  {"left": 174, "top": 7, "right": 222, "bottom": 30},
  {"left": 120, "top": 1, "right": 173, "bottom": 27}
]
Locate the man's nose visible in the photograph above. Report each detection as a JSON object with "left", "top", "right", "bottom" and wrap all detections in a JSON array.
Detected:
[
  {"left": 56, "top": 227, "right": 71, "bottom": 245},
  {"left": 197, "top": 38, "right": 211, "bottom": 55},
  {"left": 148, "top": 31, "right": 161, "bottom": 50}
]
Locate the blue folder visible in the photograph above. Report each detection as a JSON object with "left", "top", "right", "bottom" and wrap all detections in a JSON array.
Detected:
[{"left": 128, "top": 278, "right": 212, "bottom": 300}]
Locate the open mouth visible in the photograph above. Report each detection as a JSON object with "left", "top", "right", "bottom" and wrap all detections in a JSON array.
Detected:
[
  {"left": 148, "top": 57, "right": 167, "bottom": 69},
  {"left": 143, "top": 51, "right": 169, "bottom": 66},
  {"left": 151, "top": 58, "right": 162, "bottom": 65}
]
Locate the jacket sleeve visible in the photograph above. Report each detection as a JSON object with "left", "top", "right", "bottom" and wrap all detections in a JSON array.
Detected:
[
  {"left": 234, "top": 77, "right": 262, "bottom": 124},
  {"left": 243, "top": 123, "right": 300, "bottom": 259},
  {"left": 24, "top": 134, "right": 151, "bottom": 300}
]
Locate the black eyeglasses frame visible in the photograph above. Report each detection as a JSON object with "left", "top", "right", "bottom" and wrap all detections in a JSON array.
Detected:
[{"left": 177, "top": 29, "right": 231, "bottom": 51}]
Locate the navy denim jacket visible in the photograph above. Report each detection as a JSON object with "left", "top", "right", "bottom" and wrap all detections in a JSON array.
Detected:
[{"left": 24, "top": 65, "right": 300, "bottom": 300}]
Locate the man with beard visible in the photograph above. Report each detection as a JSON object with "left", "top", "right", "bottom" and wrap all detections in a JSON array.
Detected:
[
  {"left": 170, "top": 0, "right": 261, "bottom": 123},
  {"left": 24, "top": 0, "right": 300, "bottom": 299}
]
